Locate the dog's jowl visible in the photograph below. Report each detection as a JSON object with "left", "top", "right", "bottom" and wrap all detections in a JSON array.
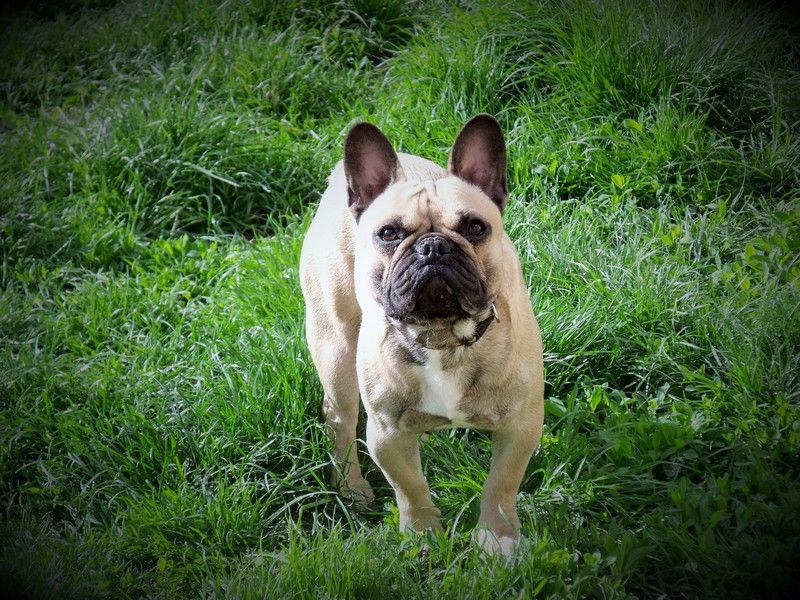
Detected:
[{"left": 299, "top": 114, "right": 544, "bottom": 557}]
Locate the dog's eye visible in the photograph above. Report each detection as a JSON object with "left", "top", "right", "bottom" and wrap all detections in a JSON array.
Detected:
[
  {"left": 466, "top": 219, "right": 488, "bottom": 238},
  {"left": 377, "top": 225, "right": 403, "bottom": 243}
]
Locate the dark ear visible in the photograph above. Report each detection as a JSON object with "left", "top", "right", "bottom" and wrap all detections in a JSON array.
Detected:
[
  {"left": 344, "top": 122, "right": 405, "bottom": 221},
  {"left": 448, "top": 114, "right": 507, "bottom": 211}
]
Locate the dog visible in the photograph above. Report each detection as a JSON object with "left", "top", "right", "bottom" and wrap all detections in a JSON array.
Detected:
[{"left": 299, "top": 114, "right": 544, "bottom": 557}]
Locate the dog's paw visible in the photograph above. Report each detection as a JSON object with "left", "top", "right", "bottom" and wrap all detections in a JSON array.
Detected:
[
  {"left": 400, "top": 508, "right": 443, "bottom": 534},
  {"left": 339, "top": 477, "right": 374, "bottom": 508},
  {"left": 473, "top": 529, "right": 528, "bottom": 562}
]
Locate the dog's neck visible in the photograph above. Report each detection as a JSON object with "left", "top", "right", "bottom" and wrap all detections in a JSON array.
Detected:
[{"left": 390, "top": 304, "right": 498, "bottom": 351}]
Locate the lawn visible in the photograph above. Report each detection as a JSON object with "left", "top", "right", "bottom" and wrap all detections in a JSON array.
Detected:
[{"left": 1, "top": 0, "right": 799, "bottom": 597}]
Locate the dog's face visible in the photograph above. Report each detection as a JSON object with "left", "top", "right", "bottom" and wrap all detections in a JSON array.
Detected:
[
  {"left": 345, "top": 115, "right": 509, "bottom": 345},
  {"left": 358, "top": 176, "right": 502, "bottom": 323}
]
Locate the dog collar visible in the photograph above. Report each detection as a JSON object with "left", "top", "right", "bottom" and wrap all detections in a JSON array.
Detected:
[{"left": 467, "top": 303, "right": 499, "bottom": 346}]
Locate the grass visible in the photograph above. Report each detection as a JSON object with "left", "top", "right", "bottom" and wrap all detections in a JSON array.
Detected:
[{"left": 1, "top": 0, "right": 799, "bottom": 597}]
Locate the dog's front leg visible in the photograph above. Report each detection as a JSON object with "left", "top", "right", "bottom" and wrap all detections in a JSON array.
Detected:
[
  {"left": 476, "top": 422, "right": 540, "bottom": 557},
  {"left": 366, "top": 416, "right": 442, "bottom": 533}
]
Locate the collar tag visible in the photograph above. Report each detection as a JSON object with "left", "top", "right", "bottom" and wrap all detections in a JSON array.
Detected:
[{"left": 491, "top": 302, "right": 499, "bottom": 322}]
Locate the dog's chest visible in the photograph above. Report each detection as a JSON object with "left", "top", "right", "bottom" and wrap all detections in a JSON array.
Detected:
[{"left": 416, "top": 350, "right": 470, "bottom": 426}]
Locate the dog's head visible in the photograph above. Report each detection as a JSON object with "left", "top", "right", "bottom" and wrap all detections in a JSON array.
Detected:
[{"left": 346, "top": 115, "right": 509, "bottom": 347}]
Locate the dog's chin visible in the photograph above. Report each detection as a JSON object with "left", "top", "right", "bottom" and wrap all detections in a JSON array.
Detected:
[
  {"left": 391, "top": 310, "right": 465, "bottom": 327},
  {"left": 385, "top": 307, "right": 464, "bottom": 326}
]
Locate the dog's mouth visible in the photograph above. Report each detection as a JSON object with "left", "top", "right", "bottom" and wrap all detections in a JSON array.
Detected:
[
  {"left": 415, "top": 275, "right": 461, "bottom": 318},
  {"left": 386, "top": 271, "right": 463, "bottom": 321}
]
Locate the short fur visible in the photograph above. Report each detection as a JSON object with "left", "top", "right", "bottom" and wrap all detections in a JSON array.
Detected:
[{"left": 299, "top": 115, "right": 544, "bottom": 557}]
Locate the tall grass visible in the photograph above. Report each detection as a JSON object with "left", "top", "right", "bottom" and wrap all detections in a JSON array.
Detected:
[{"left": 2, "top": 0, "right": 799, "bottom": 597}]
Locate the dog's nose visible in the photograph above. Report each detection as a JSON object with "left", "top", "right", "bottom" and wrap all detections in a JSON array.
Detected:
[{"left": 414, "top": 234, "right": 454, "bottom": 257}]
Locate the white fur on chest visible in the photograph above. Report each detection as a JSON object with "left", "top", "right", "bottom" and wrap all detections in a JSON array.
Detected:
[{"left": 417, "top": 350, "right": 469, "bottom": 426}]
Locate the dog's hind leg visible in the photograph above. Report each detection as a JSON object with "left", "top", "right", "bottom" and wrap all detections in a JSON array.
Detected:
[{"left": 305, "top": 309, "right": 373, "bottom": 507}]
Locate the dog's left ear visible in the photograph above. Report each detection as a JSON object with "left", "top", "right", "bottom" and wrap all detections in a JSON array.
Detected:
[
  {"left": 344, "top": 122, "right": 406, "bottom": 221},
  {"left": 448, "top": 114, "right": 507, "bottom": 212}
]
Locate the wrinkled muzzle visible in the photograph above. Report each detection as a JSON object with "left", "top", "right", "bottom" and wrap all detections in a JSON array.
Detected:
[{"left": 385, "top": 233, "right": 488, "bottom": 321}]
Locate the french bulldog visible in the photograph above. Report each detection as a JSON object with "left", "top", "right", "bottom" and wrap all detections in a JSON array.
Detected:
[{"left": 299, "top": 114, "right": 544, "bottom": 557}]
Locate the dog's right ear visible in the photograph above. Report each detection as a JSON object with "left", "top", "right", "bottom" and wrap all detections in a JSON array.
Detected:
[
  {"left": 344, "top": 122, "right": 405, "bottom": 221},
  {"left": 448, "top": 114, "right": 507, "bottom": 212}
]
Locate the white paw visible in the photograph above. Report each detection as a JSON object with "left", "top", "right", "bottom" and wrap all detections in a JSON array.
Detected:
[{"left": 474, "top": 529, "right": 528, "bottom": 562}]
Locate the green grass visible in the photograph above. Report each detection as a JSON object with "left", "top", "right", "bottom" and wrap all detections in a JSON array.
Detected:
[{"left": 1, "top": 0, "right": 799, "bottom": 597}]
